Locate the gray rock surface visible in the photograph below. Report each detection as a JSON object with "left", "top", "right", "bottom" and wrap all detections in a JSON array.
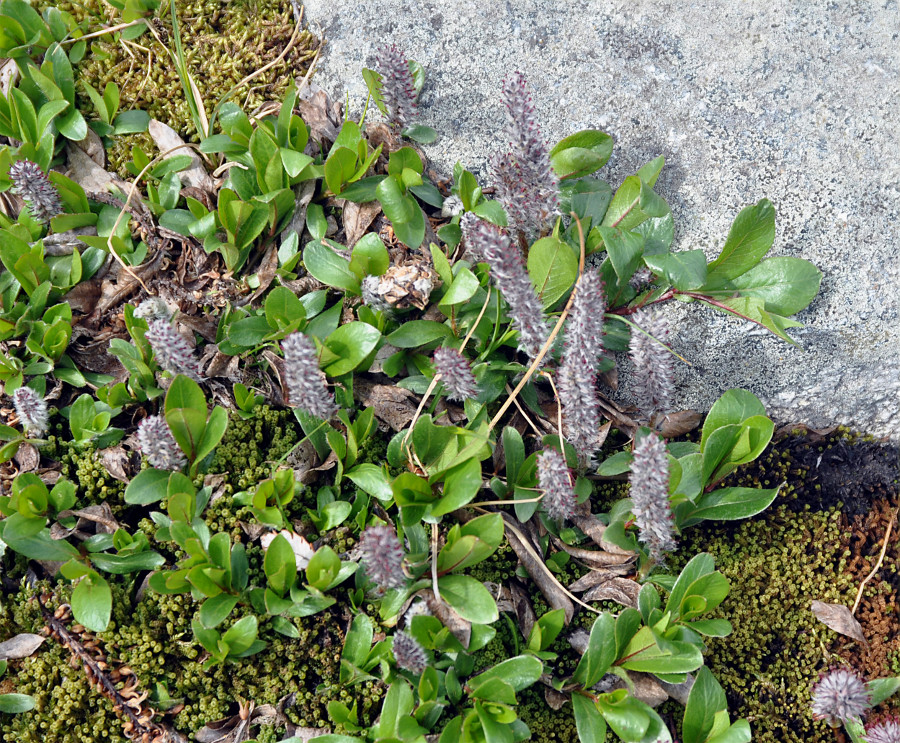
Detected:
[{"left": 301, "top": 0, "right": 900, "bottom": 440}]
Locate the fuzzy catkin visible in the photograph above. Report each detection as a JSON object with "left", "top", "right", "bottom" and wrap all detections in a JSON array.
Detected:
[
  {"left": 491, "top": 72, "right": 559, "bottom": 235},
  {"left": 145, "top": 319, "right": 202, "bottom": 380},
  {"left": 537, "top": 448, "right": 576, "bottom": 522},
  {"left": 811, "top": 667, "right": 871, "bottom": 726},
  {"left": 558, "top": 269, "right": 606, "bottom": 463},
  {"left": 865, "top": 716, "right": 900, "bottom": 743},
  {"left": 358, "top": 525, "right": 406, "bottom": 590},
  {"left": 375, "top": 44, "right": 417, "bottom": 130},
  {"left": 629, "top": 432, "right": 677, "bottom": 562},
  {"left": 433, "top": 347, "right": 478, "bottom": 402},
  {"left": 8, "top": 160, "right": 63, "bottom": 224},
  {"left": 461, "top": 213, "right": 549, "bottom": 362},
  {"left": 392, "top": 631, "right": 427, "bottom": 674},
  {"left": 628, "top": 308, "right": 675, "bottom": 418},
  {"left": 12, "top": 386, "right": 48, "bottom": 437},
  {"left": 136, "top": 415, "right": 187, "bottom": 471},
  {"left": 281, "top": 332, "right": 338, "bottom": 421}
]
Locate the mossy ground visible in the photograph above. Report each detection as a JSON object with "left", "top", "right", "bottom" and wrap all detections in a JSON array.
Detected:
[
  {"left": 38, "top": 0, "right": 320, "bottom": 174},
  {"left": 1, "top": 411, "right": 896, "bottom": 743}
]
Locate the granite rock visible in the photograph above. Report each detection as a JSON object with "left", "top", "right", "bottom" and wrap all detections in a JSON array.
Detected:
[{"left": 301, "top": 0, "right": 900, "bottom": 440}]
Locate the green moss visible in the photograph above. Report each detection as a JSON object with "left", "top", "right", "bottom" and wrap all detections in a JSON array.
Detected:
[
  {"left": 38, "top": 0, "right": 320, "bottom": 172},
  {"left": 207, "top": 405, "right": 302, "bottom": 491},
  {"left": 671, "top": 505, "right": 854, "bottom": 742}
]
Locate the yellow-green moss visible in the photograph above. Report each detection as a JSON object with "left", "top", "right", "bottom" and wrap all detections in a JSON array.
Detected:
[
  {"left": 671, "top": 505, "right": 855, "bottom": 742},
  {"left": 38, "top": 0, "right": 320, "bottom": 172}
]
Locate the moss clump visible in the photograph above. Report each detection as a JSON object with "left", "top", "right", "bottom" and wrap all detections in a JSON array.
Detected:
[
  {"left": 207, "top": 405, "right": 302, "bottom": 491},
  {"left": 39, "top": 0, "right": 320, "bottom": 159},
  {"left": 42, "top": 435, "right": 129, "bottom": 513},
  {"left": 671, "top": 505, "right": 855, "bottom": 742}
]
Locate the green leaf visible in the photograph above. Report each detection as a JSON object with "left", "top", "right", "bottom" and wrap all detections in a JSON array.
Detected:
[
  {"left": 124, "top": 468, "right": 175, "bottom": 505},
  {"left": 339, "top": 176, "right": 385, "bottom": 203},
  {"left": 303, "top": 240, "right": 360, "bottom": 294},
  {"left": 550, "top": 129, "right": 613, "bottom": 179},
  {"left": 323, "top": 322, "right": 381, "bottom": 376},
  {"left": 306, "top": 545, "right": 341, "bottom": 591},
  {"left": 165, "top": 408, "right": 207, "bottom": 463},
  {"left": 527, "top": 235, "right": 578, "bottom": 308},
  {"left": 437, "top": 575, "right": 498, "bottom": 624},
  {"left": 597, "top": 227, "right": 645, "bottom": 284},
  {"left": 684, "top": 487, "right": 780, "bottom": 526},
  {"left": 571, "top": 694, "right": 607, "bottom": 743},
  {"left": 265, "top": 286, "right": 306, "bottom": 330},
  {"left": 688, "top": 619, "right": 733, "bottom": 637},
  {"left": 705, "top": 199, "right": 776, "bottom": 286},
  {"left": 470, "top": 655, "right": 543, "bottom": 692},
  {"left": 113, "top": 109, "right": 150, "bottom": 134},
  {"left": 387, "top": 320, "right": 451, "bottom": 349},
  {"left": 348, "top": 233, "right": 389, "bottom": 278},
  {"left": 194, "top": 406, "right": 228, "bottom": 465},
  {"left": 430, "top": 457, "right": 482, "bottom": 518},
  {"left": 724, "top": 256, "right": 822, "bottom": 316},
  {"left": 502, "top": 427, "right": 525, "bottom": 485},
  {"left": 706, "top": 720, "right": 752, "bottom": 743},
  {"left": 700, "top": 389, "right": 767, "bottom": 450},
  {"left": 402, "top": 124, "right": 438, "bottom": 144},
  {"left": 572, "top": 612, "right": 616, "bottom": 687},
  {"left": 2, "top": 524, "right": 78, "bottom": 561},
  {"left": 89, "top": 551, "right": 165, "bottom": 574},
  {"left": 70, "top": 571, "right": 112, "bottom": 632},
  {"left": 198, "top": 593, "right": 239, "bottom": 629},
  {"left": 867, "top": 677, "right": 900, "bottom": 706},
  {"left": 683, "top": 668, "right": 727, "bottom": 743},
  {"left": 439, "top": 266, "right": 480, "bottom": 307},
  {"left": 345, "top": 464, "right": 393, "bottom": 501},
  {"left": 265, "top": 533, "right": 297, "bottom": 596},
  {"left": 324, "top": 146, "right": 358, "bottom": 194},
  {"left": 341, "top": 613, "right": 374, "bottom": 669},
  {"left": 221, "top": 615, "right": 258, "bottom": 655},
  {"left": 715, "top": 295, "right": 805, "bottom": 345},
  {"left": 227, "top": 316, "right": 272, "bottom": 347},
  {"left": 281, "top": 147, "right": 313, "bottom": 178},
  {"left": 643, "top": 250, "right": 708, "bottom": 291},
  {"left": 597, "top": 692, "right": 650, "bottom": 741},
  {"left": 602, "top": 170, "right": 669, "bottom": 232},
  {"left": 0, "top": 693, "right": 36, "bottom": 713},
  {"left": 668, "top": 554, "right": 715, "bottom": 614}
]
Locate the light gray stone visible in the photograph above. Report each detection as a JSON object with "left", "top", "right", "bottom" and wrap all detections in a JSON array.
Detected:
[{"left": 302, "top": 0, "right": 900, "bottom": 440}]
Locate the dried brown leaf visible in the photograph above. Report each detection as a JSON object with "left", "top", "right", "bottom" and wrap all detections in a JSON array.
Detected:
[
  {"left": 570, "top": 503, "right": 635, "bottom": 557},
  {"left": 423, "top": 591, "right": 471, "bottom": 649},
  {"left": 98, "top": 446, "right": 132, "bottom": 482},
  {"left": 58, "top": 503, "right": 119, "bottom": 535},
  {"left": 64, "top": 278, "right": 103, "bottom": 315},
  {"left": 550, "top": 535, "right": 636, "bottom": 569},
  {"left": 342, "top": 200, "right": 382, "bottom": 247},
  {"left": 247, "top": 244, "right": 279, "bottom": 304},
  {"left": 656, "top": 409, "right": 703, "bottom": 438},
  {"left": 0, "top": 633, "right": 45, "bottom": 660},
  {"left": 148, "top": 120, "right": 214, "bottom": 192},
  {"left": 544, "top": 687, "right": 568, "bottom": 711},
  {"left": 566, "top": 568, "right": 633, "bottom": 593},
  {"left": 13, "top": 442, "right": 39, "bottom": 472},
  {"left": 354, "top": 378, "right": 419, "bottom": 432},
  {"left": 297, "top": 84, "right": 342, "bottom": 147},
  {"left": 75, "top": 127, "right": 106, "bottom": 169},
  {"left": 582, "top": 577, "right": 640, "bottom": 608},
  {"left": 504, "top": 516, "right": 574, "bottom": 624},
  {"left": 811, "top": 600, "right": 868, "bottom": 645}
]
